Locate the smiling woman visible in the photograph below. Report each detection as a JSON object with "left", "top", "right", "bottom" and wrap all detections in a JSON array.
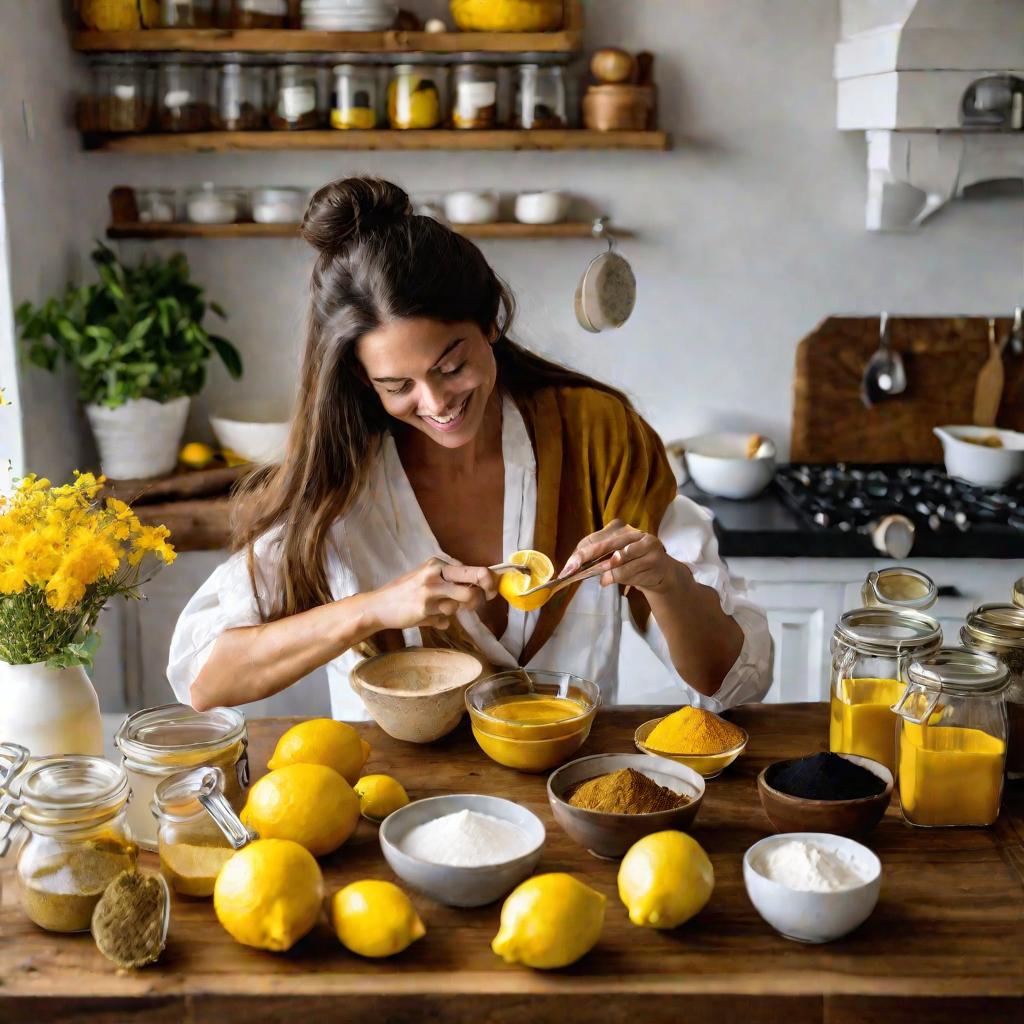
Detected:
[{"left": 166, "top": 176, "right": 773, "bottom": 720}]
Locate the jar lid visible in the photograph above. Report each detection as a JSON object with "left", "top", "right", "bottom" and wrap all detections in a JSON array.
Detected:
[
  {"left": 835, "top": 607, "right": 942, "bottom": 655},
  {"left": 18, "top": 756, "right": 129, "bottom": 825},
  {"left": 1013, "top": 576, "right": 1024, "bottom": 609},
  {"left": 115, "top": 703, "right": 246, "bottom": 772},
  {"left": 963, "top": 603, "right": 1024, "bottom": 649},
  {"left": 907, "top": 646, "right": 1010, "bottom": 696},
  {"left": 862, "top": 567, "right": 937, "bottom": 610}
]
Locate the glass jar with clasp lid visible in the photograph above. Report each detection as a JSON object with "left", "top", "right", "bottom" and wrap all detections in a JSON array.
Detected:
[
  {"left": 153, "top": 766, "right": 254, "bottom": 898},
  {"left": 961, "top": 603, "right": 1024, "bottom": 779},
  {"left": 861, "top": 567, "right": 937, "bottom": 612},
  {"left": 829, "top": 607, "right": 943, "bottom": 773},
  {"left": 115, "top": 703, "right": 248, "bottom": 852},
  {"left": 893, "top": 647, "right": 1009, "bottom": 827},
  {"left": 0, "top": 743, "right": 138, "bottom": 933}
]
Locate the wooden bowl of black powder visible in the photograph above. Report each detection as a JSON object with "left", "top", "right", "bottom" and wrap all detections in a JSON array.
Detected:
[{"left": 758, "top": 752, "right": 893, "bottom": 839}]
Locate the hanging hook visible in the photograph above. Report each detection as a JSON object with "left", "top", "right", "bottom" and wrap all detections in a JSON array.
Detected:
[{"left": 592, "top": 217, "right": 615, "bottom": 253}]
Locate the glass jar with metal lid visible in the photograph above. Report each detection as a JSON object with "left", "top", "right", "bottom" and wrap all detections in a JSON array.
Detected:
[
  {"left": 450, "top": 63, "right": 499, "bottom": 129},
  {"left": 0, "top": 744, "right": 137, "bottom": 932},
  {"left": 330, "top": 63, "right": 379, "bottom": 130},
  {"left": 211, "top": 54, "right": 266, "bottom": 131},
  {"left": 388, "top": 64, "right": 444, "bottom": 130},
  {"left": 115, "top": 703, "right": 248, "bottom": 851},
  {"left": 893, "top": 647, "right": 1009, "bottom": 827},
  {"left": 829, "top": 607, "right": 943, "bottom": 773},
  {"left": 513, "top": 64, "right": 567, "bottom": 129},
  {"left": 861, "top": 567, "right": 937, "bottom": 611},
  {"left": 961, "top": 603, "right": 1024, "bottom": 779},
  {"left": 268, "top": 56, "right": 324, "bottom": 130}
]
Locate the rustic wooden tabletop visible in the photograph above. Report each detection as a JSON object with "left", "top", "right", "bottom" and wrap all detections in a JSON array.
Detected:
[{"left": 2, "top": 703, "right": 1023, "bottom": 1023}]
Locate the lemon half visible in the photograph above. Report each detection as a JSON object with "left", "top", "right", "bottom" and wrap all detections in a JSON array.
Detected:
[{"left": 498, "top": 549, "right": 555, "bottom": 612}]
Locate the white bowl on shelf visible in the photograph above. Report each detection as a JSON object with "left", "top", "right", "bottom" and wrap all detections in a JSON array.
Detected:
[
  {"left": 933, "top": 425, "right": 1024, "bottom": 488},
  {"left": 514, "top": 191, "right": 570, "bottom": 225},
  {"left": 674, "top": 432, "right": 777, "bottom": 499},
  {"left": 209, "top": 400, "right": 291, "bottom": 465},
  {"left": 444, "top": 191, "right": 500, "bottom": 225}
]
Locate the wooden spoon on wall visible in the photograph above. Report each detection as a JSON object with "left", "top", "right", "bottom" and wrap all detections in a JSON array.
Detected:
[{"left": 973, "top": 318, "right": 1008, "bottom": 427}]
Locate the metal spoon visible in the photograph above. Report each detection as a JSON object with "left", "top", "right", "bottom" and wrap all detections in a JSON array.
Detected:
[
  {"left": 518, "top": 555, "right": 613, "bottom": 598},
  {"left": 488, "top": 562, "right": 532, "bottom": 576},
  {"left": 861, "top": 312, "right": 908, "bottom": 408}
]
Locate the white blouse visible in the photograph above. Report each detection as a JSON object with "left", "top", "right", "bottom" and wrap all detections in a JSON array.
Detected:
[{"left": 167, "top": 395, "right": 773, "bottom": 720}]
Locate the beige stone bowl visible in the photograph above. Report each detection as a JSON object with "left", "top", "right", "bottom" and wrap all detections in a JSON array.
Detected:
[{"left": 350, "top": 648, "right": 484, "bottom": 743}]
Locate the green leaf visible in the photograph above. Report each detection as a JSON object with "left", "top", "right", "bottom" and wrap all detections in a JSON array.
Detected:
[
  {"left": 209, "top": 335, "right": 243, "bottom": 379},
  {"left": 45, "top": 632, "right": 101, "bottom": 670}
]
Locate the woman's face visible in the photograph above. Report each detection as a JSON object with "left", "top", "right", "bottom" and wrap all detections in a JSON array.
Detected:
[{"left": 357, "top": 317, "right": 497, "bottom": 449}]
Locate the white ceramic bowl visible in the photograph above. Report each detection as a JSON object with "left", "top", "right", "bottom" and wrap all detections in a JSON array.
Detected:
[
  {"left": 514, "top": 191, "right": 570, "bottom": 224},
  {"left": 209, "top": 401, "right": 291, "bottom": 465},
  {"left": 933, "top": 426, "right": 1024, "bottom": 488},
  {"left": 743, "top": 832, "right": 881, "bottom": 943},
  {"left": 444, "top": 191, "right": 500, "bottom": 225},
  {"left": 680, "top": 432, "right": 777, "bottom": 499},
  {"left": 379, "top": 794, "right": 545, "bottom": 907}
]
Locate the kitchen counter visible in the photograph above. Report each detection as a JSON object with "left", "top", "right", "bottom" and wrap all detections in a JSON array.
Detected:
[{"left": 2, "top": 704, "right": 1023, "bottom": 1022}]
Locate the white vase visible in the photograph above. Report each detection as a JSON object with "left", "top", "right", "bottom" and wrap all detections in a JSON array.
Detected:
[
  {"left": 86, "top": 395, "right": 190, "bottom": 480},
  {"left": 0, "top": 661, "right": 105, "bottom": 758}
]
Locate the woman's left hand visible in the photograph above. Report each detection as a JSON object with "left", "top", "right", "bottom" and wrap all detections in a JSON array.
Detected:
[{"left": 558, "top": 519, "right": 683, "bottom": 596}]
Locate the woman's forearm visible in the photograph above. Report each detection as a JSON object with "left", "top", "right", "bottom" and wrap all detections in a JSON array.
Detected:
[
  {"left": 189, "top": 591, "right": 380, "bottom": 711},
  {"left": 646, "top": 562, "right": 745, "bottom": 697}
]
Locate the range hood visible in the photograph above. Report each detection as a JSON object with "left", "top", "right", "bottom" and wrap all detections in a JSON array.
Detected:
[{"left": 836, "top": 0, "right": 1024, "bottom": 230}]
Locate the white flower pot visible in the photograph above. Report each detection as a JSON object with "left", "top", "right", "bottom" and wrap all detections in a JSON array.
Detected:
[
  {"left": 86, "top": 396, "right": 190, "bottom": 480},
  {"left": 0, "top": 661, "right": 104, "bottom": 758}
]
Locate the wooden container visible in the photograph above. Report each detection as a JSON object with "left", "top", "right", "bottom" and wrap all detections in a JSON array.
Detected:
[{"left": 583, "top": 84, "right": 654, "bottom": 131}]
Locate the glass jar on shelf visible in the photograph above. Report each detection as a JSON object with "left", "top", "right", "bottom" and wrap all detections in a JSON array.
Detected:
[
  {"left": 156, "top": 57, "right": 212, "bottom": 133},
  {"left": 961, "top": 603, "right": 1024, "bottom": 779},
  {"left": 220, "top": 0, "right": 288, "bottom": 28},
  {"left": 83, "top": 55, "right": 153, "bottom": 134},
  {"left": 513, "top": 64, "right": 567, "bottom": 129},
  {"left": 450, "top": 63, "right": 498, "bottom": 129},
  {"left": 114, "top": 703, "right": 249, "bottom": 851},
  {"left": 0, "top": 745, "right": 138, "bottom": 933},
  {"left": 250, "top": 186, "right": 308, "bottom": 224},
  {"left": 184, "top": 183, "right": 248, "bottom": 223},
  {"left": 137, "top": 188, "right": 179, "bottom": 223},
  {"left": 388, "top": 64, "right": 444, "bottom": 130},
  {"left": 212, "top": 54, "right": 266, "bottom": 130},
  {"left": 158, "top": 0, "right": 217, "bottom": 27},
  {"left": 893, "top": 647, "right": 1009, "bottom": 827},
  {"left": 330, "top": 63, "right": 379, "bottom": 130},
  {"left": 828, "top": 606, "right": 943, "bottom": 773},
  {"left": 268, "top": 57, "right": 325, "bottom": 130}
]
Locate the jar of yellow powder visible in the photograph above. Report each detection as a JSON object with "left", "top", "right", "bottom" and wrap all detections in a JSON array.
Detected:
[
  {"left": 388, "top": 64, "right": 444, "bottom": 130},
  {"left": 829, "top": 607, "right": 942, "bottom": 773},
  {"left": 893, "top": 648, "right": 1008, "bottom": 828}
]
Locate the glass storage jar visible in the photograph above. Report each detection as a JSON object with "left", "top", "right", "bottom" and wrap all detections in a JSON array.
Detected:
[
  {"left": 115, "top": 703, "right": 248, "bottom": 851},
  {"left": 330, "top": 63, "right": 379, "bottom": 130},
  {"left": 159, "top": 0, "right": 217, "bottom": 26},
  {"left": 85, "top": 55, "right": 153, "bottom": 134},
  {"left": 961, "top": 603, "right": 1024, "bottom": 779},
  {"left": 513, "top": 64, "right": 566, "bottom": 129},
  {"left": 212, "top": 55, "right": 266, "bottom": 130},
  {"left": 893, "top": 647, "right": 1009, "bottom": 827},
  {"left": 269, "top": 57, "right": 324, "bottom": 130},
  {"left": 250, "top": 186, "right": 307, "bottom": 224},
  {"left": 220, "top": 0, "right": 288, "bottom": 28},
  {"left": 829, "top": 607, "right": 943, "bottom": 773},
  {"left": 861, "top": 567, "right": 937, "bottom": 611},
  {"left": 450, "top": 63, "right": 498, "bottom": 129},
  {"left": 156, "top": 57, "right": 211, "bottom": 133},
  {"left": 0, "top": 746, "right": 137, "bottom": 933},
  {"left": 137, "top": 187, "right": 179, "bottom": 222},
  {"left": 153, "top": 766, "right": 253, "bottom": 898},
  {"left": 388, "top": 64, "right": 444, "bottom": 130}
]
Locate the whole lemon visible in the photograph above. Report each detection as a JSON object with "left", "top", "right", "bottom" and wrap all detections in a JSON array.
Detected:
[
  {"left": 268, "top": 719, "right": 370, "bottom": 785},
  {"left": 497, "top": 549, "right": 555, "bottom": 613},
  {"left": 179, "top": 442, "right": 216, "bottom": 470},
  {"left": 241, "top": 763, "right": 360, "bottom": 857},
  {"left": 354, "top": 775, "right": 409, "bottom": 821},
  {"left": 491, "top": 872, "right": 605, "bottom": 969},
  {"left": 618, "top": 830, "right": 714, "bottom": 929},
  {"left": 330, "top": 880, "right": 425, "bottom": 958},
  {"left": 213, "top": 839, "right": 323, "bottom": 952}
]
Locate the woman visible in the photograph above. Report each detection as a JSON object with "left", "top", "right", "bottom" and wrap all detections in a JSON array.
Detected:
[{"left": 168, "top": 177, "right": 772, "bottom": 718}]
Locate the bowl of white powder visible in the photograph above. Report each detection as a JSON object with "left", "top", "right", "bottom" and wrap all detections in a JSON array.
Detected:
[
  {"left": 743, "top": 832, "right": 881, "bottom": 943},
  {"left": 379, "top": 794, "right": 545, "bottom": 907}
]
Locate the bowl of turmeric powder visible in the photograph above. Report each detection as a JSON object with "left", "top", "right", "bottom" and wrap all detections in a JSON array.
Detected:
[{"left": 634, "top": 707, "right": 748, "bottom": 779}]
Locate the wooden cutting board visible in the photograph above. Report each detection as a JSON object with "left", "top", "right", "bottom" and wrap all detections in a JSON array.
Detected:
[{"left": 791, "top": 316, "right": 1022, "bottom": 463}]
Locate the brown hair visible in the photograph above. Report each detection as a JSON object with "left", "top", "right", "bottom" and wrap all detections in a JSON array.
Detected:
[{"left": 234, "top": 176, "right": 630, "bottom": 621}]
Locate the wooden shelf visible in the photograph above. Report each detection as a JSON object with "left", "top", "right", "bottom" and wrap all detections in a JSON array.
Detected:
[
  {"left": 107, "top": 221, "right": 628, "bottom": 240},
  {"left": 84, "top": 129, "right": 670, "bottom": 153}
]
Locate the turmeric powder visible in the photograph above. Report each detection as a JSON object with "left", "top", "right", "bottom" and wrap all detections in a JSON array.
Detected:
[{"left": 646, "top": 707, "right": 745, "bottom": 755}]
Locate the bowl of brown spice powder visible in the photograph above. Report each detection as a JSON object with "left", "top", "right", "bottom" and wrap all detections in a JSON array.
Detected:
[{"left": 547, "top": 753, "right": 705, "bottom": 859}]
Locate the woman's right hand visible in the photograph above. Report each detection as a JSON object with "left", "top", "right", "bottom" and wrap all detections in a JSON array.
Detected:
[{"left": 366, "top": 557, "right": 498, "bottom": 632}]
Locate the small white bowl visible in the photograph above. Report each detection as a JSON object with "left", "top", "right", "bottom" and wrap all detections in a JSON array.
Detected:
[
  {"left": 209, "top": 400, "right": 291, "bottom": 465},
  {"left": 680, "top": 432, "right": 777, "bottom": 499},
  {"left": 379, "top": 794, "right": 545, "bottom": 907},
  {"left": 514, "top": 191, "right": 570, "bottom": 225},
  {"left": 743, "top": 831, "right": 881, "bottom": 944},
  {"left": 444, "top": 191, "right": 500, "bottom": 225},
  {"left": 933, "top": 425, "right": 1024, "bottom": 488}
]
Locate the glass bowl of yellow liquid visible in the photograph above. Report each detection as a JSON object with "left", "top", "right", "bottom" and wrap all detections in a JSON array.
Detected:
[
  {"left": 634, "top": 717, "right": 748, "bottom": 779},
  {"left": 466, "top": 670, "right": 601, "bottom": 773}
]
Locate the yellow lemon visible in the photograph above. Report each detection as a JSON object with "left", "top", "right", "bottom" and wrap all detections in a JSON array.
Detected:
[
  {"left": 617, "top": 830, "right": 714, "bottom": 929},
  {"left": 213, "top": 839, "right": 323, "bottom": 952},
  {"left": 80, "top": 0, "right": 142, "bottom": 30},
  {"left": 354, "top": 774, "right": 409, "bottom": 821},
  {"left": 450, "top": 0, "right": 563, "bottom": 32},
  {"left": 491, "top": 872, "right": 605, "bottom": 969},
  {"left": 330, "top": 880, "right": 425, "bottom": 958},
  {"left": 498, "top": 549, "right": 555, "bottom": 612},
  {"left": 179, "top": 442, "right": 216, "bottom": 470},
  {"left": 268, "top": 719, "right": 371, "bottom": 785},
  {"left": 241, "top": 764, "right": 360, "bottom": 857},
  {"left": 221, "top": 448, "right": 249, "bottom": 467}
]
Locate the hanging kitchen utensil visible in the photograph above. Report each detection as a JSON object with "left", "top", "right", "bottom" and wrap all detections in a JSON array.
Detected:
[
  {"left": 973, "top": 317, "right": 1007, "bottom": 427},
  {"left": 574, "top": 218, "right": 636, "bottom": 333},
  {"left": 860, "top": 312, "right": 907, "bottom": 408},
  {"left": 1008, "top": 306, "right": 1024, "bottom": 358}
]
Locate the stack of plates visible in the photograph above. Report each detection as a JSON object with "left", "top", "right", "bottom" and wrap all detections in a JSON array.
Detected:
[{"left": 301, "top": 0, "right": 398, "bottom": 30}]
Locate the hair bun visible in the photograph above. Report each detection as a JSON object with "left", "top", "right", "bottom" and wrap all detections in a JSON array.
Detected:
[{"left": 302, "top": 177, "right": 412, "bottom": 257}]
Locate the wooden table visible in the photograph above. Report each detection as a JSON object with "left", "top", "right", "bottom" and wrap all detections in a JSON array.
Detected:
[{"left": 3, "top": 704, "right": 1023, "bottom": 1023}]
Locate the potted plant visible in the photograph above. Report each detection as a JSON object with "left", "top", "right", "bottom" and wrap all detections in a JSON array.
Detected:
[
  {"left": 16, "top": 243, "right": 242, "bottom": 480},
  {"left": 0, "top": 471, "right": 176, "bottom": 757}
]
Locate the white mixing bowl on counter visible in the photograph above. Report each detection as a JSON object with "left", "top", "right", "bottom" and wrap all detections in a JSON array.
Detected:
[
  {"left": 669, "top": 432, "right": 777, "bottom": 500},
  {"left": 933, "top": 425, "right": 1024, "bottom": 488},
  {"left": 210, "top": 401, "right": 291, "bottom": 465}
]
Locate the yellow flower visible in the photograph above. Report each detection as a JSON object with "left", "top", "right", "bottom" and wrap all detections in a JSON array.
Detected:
[
  {"left": 0, "top": 563, "right": 27, "bottom": 594},
  {"left": 46, "top": 572, "right": 86, "bottom": 611},
  {"left": 130, "top": 523, "right": 176, "bottom": 566}
]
